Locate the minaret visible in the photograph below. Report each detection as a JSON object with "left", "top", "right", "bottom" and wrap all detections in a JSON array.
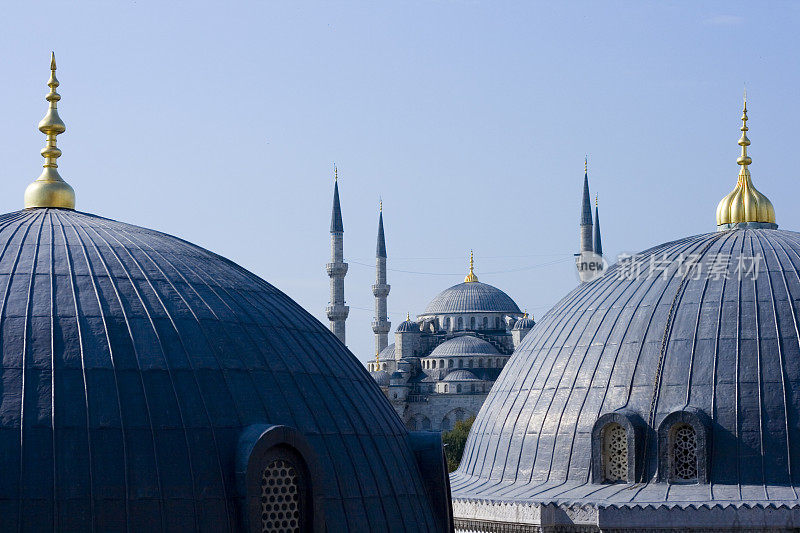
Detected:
[
  {"left": 326, "top": 165, "right": 349, "bottom": 344},
  {"left": 24, "top": 52, "right": 76, "bottom": 210},
  {"left": 579, "top": 157, "right": 593, "bottom": 253},
  {"left": 576, "top": 158, "right": 603, "bottom": 282},
  {"left": 372, "top": 201, "right": 391, "bottom": 354},
  {"left": 593, "top": 194, "right": 603, "bottom": 257}
]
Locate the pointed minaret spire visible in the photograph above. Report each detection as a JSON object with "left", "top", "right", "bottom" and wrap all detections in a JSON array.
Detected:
[
  {"left": 594, "top": 194, "right": 603, "bottom": 257},
  {"left": 24, "top": 52, "right": 76, "bottom": 209},
  {"left": 372, "top": 200, "right": 391, "bottom": 354},
  {"left": 326, "top": 165, "right": 349, "bottom": 344},
  {"left": 580, "top": 157, "right": 593, "bottom": 253}
]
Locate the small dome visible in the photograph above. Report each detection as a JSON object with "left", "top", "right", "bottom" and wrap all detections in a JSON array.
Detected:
[
  {"left": 512, "top": 316, "right": 535, "bottom": 330},
  {"left": 377, "top": 343, "right": 395, "bottom": 360},
  {"left": 430, "top": 335, "right": 499, "bottom": 357},
  {"left": 396, "top": 319, "right": 419, "bottom": 333},
  {"left": 423, "top": 281, "right": 520, "bottom": 315},
  {"left": 443, "top": 370, "right": 480, "bottom": 382},
  {"left": 370, "top": 370, "right": 391, "bottom": 386}
]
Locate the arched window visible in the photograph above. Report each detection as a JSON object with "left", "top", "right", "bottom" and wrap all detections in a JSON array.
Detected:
[
  {"left": 457, "top": 317, "right": 463, "bottom": 330},
  {"left": 657, "top": 409, "right": 710, "bottom": 484},
  {"left": 671, "top": 424, "right": 698, "bottom": 482},
  {"left": 482, "top": 317, "right": 488, "bottom": 329},
  {"left": 458, "top": 359, "right": 464, "bottom": 368},
  {"left": 468, "top": 359, "right": 473, "bottom": 368},
  {"left": 448, "top": 359, "right": 454, "bottom": 368},
  {"left": 238, "top": 425, "right": 317, "bottom": 533},
  {"left": 495, "top": 317, "right": 501, "bottom": 329},
  {"left": 478, "top": 358, "right": 483, "bottom": 367},
  {"left": 496, "top": 358, "right": 502, "bottom": 367},
  {"left": 444, "top": 384, "right": 448, "bottom": 393},
  {"left": 602, "top": 423, "right": 628, "bottom": 482},
  {"left": 443, "top": 317, "right": 450, "bottom": 330},
  {"left": 456, "top": 384, "right": 462, "bottom": 393},
  {"left": 470, "top": 316, "right": 476, "bottom": 329},
  {"left": 470, "top": 383, "right": 475, "bottom": 393}
]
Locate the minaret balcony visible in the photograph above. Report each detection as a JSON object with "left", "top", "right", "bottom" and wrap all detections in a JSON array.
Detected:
[
  {"left": 326, "top": 304, "right": 349, "bottom": 320},
  {"left": 326, "top": 262, "right": 348, "bottom": 276},
  {"left": 372, "top": 283, "right": 390, "bottom": 297}
]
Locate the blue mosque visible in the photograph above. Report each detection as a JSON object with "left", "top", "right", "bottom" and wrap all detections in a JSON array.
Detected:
[{"left": 6, "top": 51, "right": 800, "bottom": 533}]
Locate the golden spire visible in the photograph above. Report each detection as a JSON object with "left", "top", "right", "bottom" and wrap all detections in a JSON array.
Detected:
[
  {"left": 595, "top": 193, "right": 598, "bottom": 207},
  {"left": 584, "top": 156, "right": 588, "bottom": 174},
  {"left": 334, "top": 163, "right": 338, "bottom": 181},
  {"left": 715, "top": 93, "right": 775, "bottom": 226},
  {"left": 406, "top": 312, "right": 410, "bottom": 321},
  {"left": 24, "top": 53, "right": 75, "bottom": 210},
  {"left": 464, "top": 250, "right": 479, "bottom": 283}
]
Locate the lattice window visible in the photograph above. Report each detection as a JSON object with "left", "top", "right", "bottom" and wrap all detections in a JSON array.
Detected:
[
  {"left": 672, "top": 424, "right": 698, "bottom": 481},
  {"left": 602, "top": 423, "right": 628, "bottom": 482},
  {"left": 260, "top": 459, "right": 302, "bottom": 533}
]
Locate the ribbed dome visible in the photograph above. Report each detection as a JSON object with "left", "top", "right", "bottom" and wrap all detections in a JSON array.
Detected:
[
  {"left": 429, "top": 335, "right": 499, "bottom": 357},
  {"left": 442, "top": 370, "right": 480, "bottom": 382},
  {"left": 396, "top": 319, "right": 419, "bottom": 332},
  {"left": 453, "top": 228, "right": 800, "bottom": 509},
  {"left": 378, "top": 342, "right": 395, "bottom": 360},
  {"left": 371, "top": 370, "right": 391, "bottom": 386},
  {"left": 422, "top": 282, "right": 521, "bottom": 315},
  {"left": 0, "top": 209, "right": 439, "bottom": 530},
  {"left": 511, "top": 317, "right": 535, "bottom": 330}
]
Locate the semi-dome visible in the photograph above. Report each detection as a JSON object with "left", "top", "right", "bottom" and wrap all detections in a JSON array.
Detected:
[
  {"left": 378, "top": 342, "right": 395, "bottom": 360},
  {"left": 0, "top": 208, "right": 446, "bottom": 531},
  {"left": 442, "top": 370, "right": 480, "bottom": 382},
  {"left": 371, "top": 370, "right": 391, "bottom": 386},
  {"left": 422, "top": 282, "right": 521, "bottom": 315},
  {"left": 430, "top": 335, "right": 500, "bottom": 357},
  {"left": 453, "top": 227, "right": 800, "bottom": 511}
]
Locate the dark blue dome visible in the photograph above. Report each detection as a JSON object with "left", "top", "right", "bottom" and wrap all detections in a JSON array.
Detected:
[
  {"left": 453, "top": 228, "right": 800, "bottom": 509},
  {"left": 422, "top": 281, "right": 521, "bottom": 315},
  {"left": 0, "top": 209, "right": 441, "bottom": 531}
]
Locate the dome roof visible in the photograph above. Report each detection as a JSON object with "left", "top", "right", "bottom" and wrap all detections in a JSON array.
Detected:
[
  {"left": 453, "top": 228, "right": 800, "bottom": 509},
  {"left": 396, "top": 318, "right": 419, "bottom": 332},
  {"left": 511, "top": 316, "right": 535, "bottom": 330},
  {"left": 422, "top": 281, "right": 521, "bottom": 315},
  {"left": 429, "top": 335, "right": 499, "bottom": 357},
  {"left": 442, "top": 370, "right": 480, "bottom": 382},
  {"left": 377, "top": 342, "right": 395, "bottom": 361},
  {"left": 371, "top": 370, "right": 391, "bottom": 386},
  {"left": 0, "top": 209, "right": 439, "bottom": 530}
]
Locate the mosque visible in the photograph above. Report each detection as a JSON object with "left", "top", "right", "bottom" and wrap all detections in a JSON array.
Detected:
[
  {"left": 325, "top": 156, "right": 604, "bottom": 432},
  {"left": 450, "top": 99, "right": 800, "bottom": 531},
  {"left": 0, "top": 55, "right": 453, "bottom": 532}
]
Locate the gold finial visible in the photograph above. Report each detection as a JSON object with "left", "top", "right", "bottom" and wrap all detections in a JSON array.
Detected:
[
  {"left": 715, "top": 95, "right": 775, "bottom": 227},
  {"left": 375, "top": 351, "right": 380, "bottom": 368},
  {"left": 584, "top": 156, "right": 588, "bottom": 174},
  {"left": 595, "top": 193, "right": 598, "bottom": 207},
  {"left": 464, "top": 250, "right": 479, "bottom": 283},
  {"left": 334, "top": 163, "right": 338, "bottom": 181},
  {"left": 406, "top": 312, "right": 411, "bottom": 321},
  {"left": 24, "top": 52, "right": 75, "bottom": 209},
  {"left": 379, "top": 197, "right": 383, "bottom": 212}
]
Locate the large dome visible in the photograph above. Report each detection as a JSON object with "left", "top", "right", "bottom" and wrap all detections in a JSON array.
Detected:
[
  {"left": 422, "top": 281, "right": 521, "bottom": 315},
  {"left": 0, "top": 208, "right": 443, "bottom": 531},
  {"left": 453, "top": 228, "right": 800, "bottom": 509}
]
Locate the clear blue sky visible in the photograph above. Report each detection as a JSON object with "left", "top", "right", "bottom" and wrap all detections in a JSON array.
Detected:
[{"left": 1, "top": 1, "right": 798, "bottom": 363}]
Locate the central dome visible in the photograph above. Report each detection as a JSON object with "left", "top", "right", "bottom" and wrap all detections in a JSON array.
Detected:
[{"left": 422, "top": 281, "right": 521, "bottom": 315}]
